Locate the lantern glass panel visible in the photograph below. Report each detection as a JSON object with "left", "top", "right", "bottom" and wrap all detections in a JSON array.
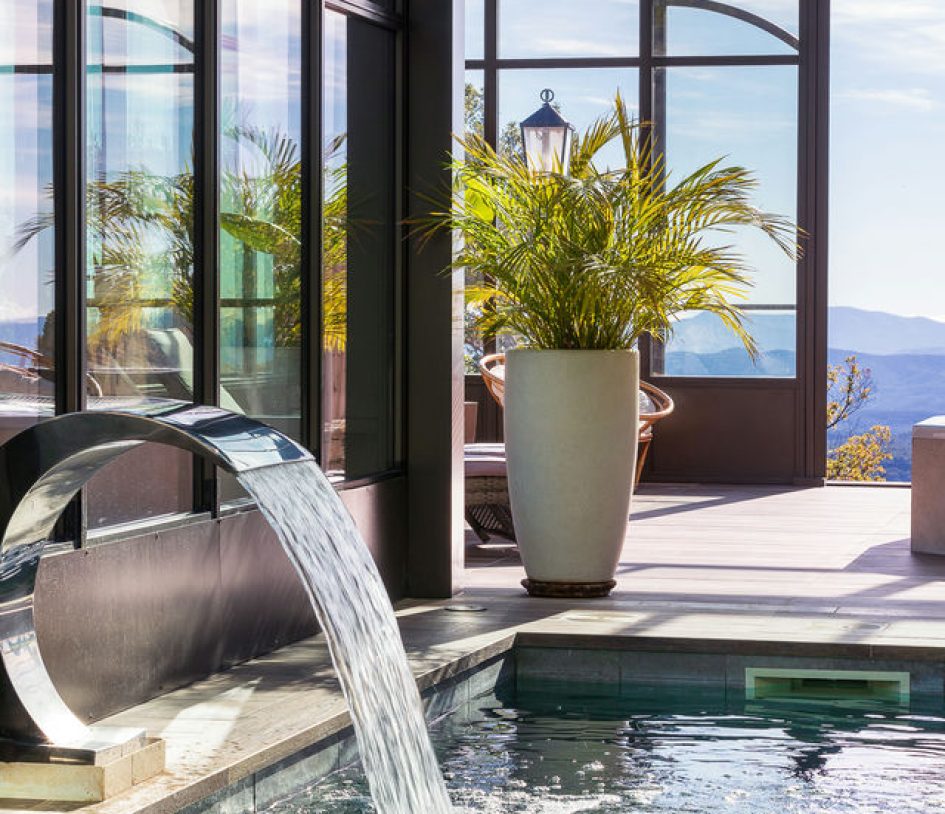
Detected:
[{"left": 523, "top": 125, "right": 570, "bottom": 173}]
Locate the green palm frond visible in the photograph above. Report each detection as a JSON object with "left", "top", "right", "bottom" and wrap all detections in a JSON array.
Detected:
[{"left": 418, "top": 94, "right": 801, "bottom": 354}]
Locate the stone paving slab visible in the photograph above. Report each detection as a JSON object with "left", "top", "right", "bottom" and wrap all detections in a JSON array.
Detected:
[{"left": 2, "top": 484, "right": 943, "bottom": 813}]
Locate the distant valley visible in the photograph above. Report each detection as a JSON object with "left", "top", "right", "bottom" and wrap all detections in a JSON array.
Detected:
[
  {"left": 667, "top": 306, "right": 945, "bottom": 481},
  {"left": 3, "top": 308, "right": 944, "bottom": 480}
]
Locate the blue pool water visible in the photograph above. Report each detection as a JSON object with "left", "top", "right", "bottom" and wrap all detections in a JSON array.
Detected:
[{"left": 273, "top": 684, "right": 945, "bottom": 812}]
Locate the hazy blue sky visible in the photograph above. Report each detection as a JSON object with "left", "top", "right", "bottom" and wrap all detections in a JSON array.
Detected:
[
  {"left": 468, "top": 0, "right": 945, "bottom": 321},
  {"left": 1, "top": 1, "right": 943, "bottom": 327},
  {"left": 830, "top": 0, "right": 945, "bottom": 320}
]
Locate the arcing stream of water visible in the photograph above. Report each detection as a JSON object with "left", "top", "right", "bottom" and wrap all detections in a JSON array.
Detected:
[{"left": 239, "top": 461, "right": 453, "bottom": 814}]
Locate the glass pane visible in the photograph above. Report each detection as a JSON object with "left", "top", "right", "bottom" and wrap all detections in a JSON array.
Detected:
[
  {"left": 0, "top": 1, "right": 55, "bottom": 445},
  {"left": 662, "top": 309, "right": 796, "bottom": 377},
  {"left": 658, "top": 0, "right": 798, "bottom": 56},
  {"left": 499, "top": 0, "right": 639, "bottom": 59},
  {"left": 220, "top": 0, "right": 302, "bottom": 439},
  {"left": 464, "top": 70, "right": 485, "bottom": 374},
  {"left": 466, "top": 0, "right": 484, "bottom": 61},
  {"left": 465, "top": 70, "right": 484, "bottom": 139},
  {"left": 323, "top": 11, "right": 397, "bottom": 480},
  {"left": 657, "top": 65, "right": 798, "bottom": 377},
  {"left": 499, "top": 68, "right": 638, "bottom": 167},
  {"left": 666, "top": 66, "right": 797, "bottom": 304},
  {"left": 85, "top": 0, "right": 195, "bottom": 527},
  {"left": 90, "top": 0, "right": 196, "bottom": 65}
]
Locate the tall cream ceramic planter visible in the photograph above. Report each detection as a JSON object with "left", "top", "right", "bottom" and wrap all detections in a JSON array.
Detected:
[{"left": 505, "top": 349, "right": 639, "bottom": 598}]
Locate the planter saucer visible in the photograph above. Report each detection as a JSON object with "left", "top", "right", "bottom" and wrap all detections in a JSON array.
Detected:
[{"left": 521, "top": 579, "right": 616, "bottom": 599}]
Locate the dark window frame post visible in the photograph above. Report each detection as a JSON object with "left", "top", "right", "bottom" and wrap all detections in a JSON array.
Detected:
[
  {"left": 194, "top": 0, "right": 221, "bottom": 515},
  {"left": 53, "top": 0, "right": 87, "bottom": 545},
  {"left": 302, "top": 0, "right": 324, "bottom": 461}
]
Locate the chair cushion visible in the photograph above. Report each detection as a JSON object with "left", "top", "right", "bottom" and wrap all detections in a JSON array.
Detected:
[
  {"left": 639, "top": 389, "right": 656, "bottom": 414},
  {"left": 464, "top": 443, "right": 507, "bottom": 478}
]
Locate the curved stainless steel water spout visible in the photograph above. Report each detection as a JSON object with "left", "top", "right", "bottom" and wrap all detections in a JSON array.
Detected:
[{"left": 0, "top": 404, "right": 312, "bottom": 749}]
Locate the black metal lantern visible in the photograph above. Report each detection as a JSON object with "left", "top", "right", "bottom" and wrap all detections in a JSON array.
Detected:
[{"left": 520, "top": 89, "right": 573, "bottom": 174}]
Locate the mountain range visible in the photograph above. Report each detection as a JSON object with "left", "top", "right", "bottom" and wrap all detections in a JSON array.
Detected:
[
  {"left": 2, "top": 308, "right": 943, "bottom": 479},
  {"left": 830, "top": 307, "right": 945, "bottom": 356},
  {"left": 666, "top": 306, "right": 945, "bottom": 480},
  {"left": 668, "top": 306, "right": 945, "bottom": 361}
]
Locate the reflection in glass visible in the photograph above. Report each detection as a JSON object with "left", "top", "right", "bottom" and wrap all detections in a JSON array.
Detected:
[
  {"left": 323, "top": 11, "right": 397, "bottom": 479},
  {"left": 85, "top": 0, "right": 196, "bottom": 527},
  {"left": 0, "top": 1, "right": 55, "bottom": 444},
  {"left": 217, "top": 0, "right": 302, "bottom": 503},
  {"left": 220, "top": 0, "right": 303, "bottom": 444},
  {"left": 659, "top": 66, "right": 798, "bottom": 377},
  {"left": 658, "top": 0, "right": 798, "bottom": 56},
  {"left": 499, "top": 0, "right": 639, "bottom": 59}
]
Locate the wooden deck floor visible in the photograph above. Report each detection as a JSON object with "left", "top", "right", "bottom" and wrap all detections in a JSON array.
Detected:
[{"left": 463, "top": 484, "right": 945, "bottom": 620}]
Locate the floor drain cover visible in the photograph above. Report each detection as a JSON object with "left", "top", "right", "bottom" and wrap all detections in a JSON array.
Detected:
[{"left": 445, "top": 605, "right": 487, "bottom": 613}]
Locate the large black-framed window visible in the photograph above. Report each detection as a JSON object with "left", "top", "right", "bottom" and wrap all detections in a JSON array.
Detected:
[
  {"left": 322, "top": 5, "right": 401, "bottom": 481},
  {"left": 465, "top": 0, "right": 815, "bottom": 382},
  {"left": 0, "top": 0, "right": 404, "bottom": 543},
  {"left": 466, "top": 0, "right": 830, "bottom": 483}
]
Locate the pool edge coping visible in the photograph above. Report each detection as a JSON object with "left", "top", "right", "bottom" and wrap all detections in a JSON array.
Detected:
[{"left": 22, "top": 603, "right": 945, "bottom": 814}]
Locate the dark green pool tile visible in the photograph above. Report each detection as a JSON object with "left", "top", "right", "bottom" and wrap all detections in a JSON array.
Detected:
[
  {"left": 254, "top": 739, "right": 341, "bottom": 811},
  {"left": 422, "top": 680, "right": 466, "bottom": 721},
  {"left": 515, "top": 647, "right": 621, "bottom": 694},
  {"left": 465, "top": 654, "right": 515, "bottom": 700},
  {"left": 618, "top": 651, "right": 727, "bottom": 695},
  {"left": 335, "top": 732, "right": 360, "bottom": 772},
  {"left": 179, "top": 776, "right": 253, "bottom": 814}
]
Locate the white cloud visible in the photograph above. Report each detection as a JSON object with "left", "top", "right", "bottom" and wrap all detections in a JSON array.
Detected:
[
  {"left": 0, "top": 299, "right": 39, "bottom": 322},
  {"left": 838, "top": 87, "right": 938, "bottom": 112},
  {"left": 833, "top": 0, "right": 941, "bottom": 23},
  {"left": 581, "top": 94, "right": 637, "bottom": 111},
  {"left": 532, "top": 37, "right": 627, "bottom": 58},
  {"left": 833, "top": 3, "right": 945, "bottom": 75}
]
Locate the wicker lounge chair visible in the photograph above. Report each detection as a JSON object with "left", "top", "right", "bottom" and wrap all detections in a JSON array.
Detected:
[
  {"left": 464, "top": 443, "right": 516, "bottom": 542},
  {"left": 465, "top": 352, "right": 674, "bottom": 542}
]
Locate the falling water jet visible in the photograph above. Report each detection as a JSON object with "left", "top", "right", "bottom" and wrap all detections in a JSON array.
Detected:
[
  {"left": 0, "top": 404, "right": 452, "bottom": 813},
  {"left": 239, "top": 462, "right": 453, "bottom": 813}
]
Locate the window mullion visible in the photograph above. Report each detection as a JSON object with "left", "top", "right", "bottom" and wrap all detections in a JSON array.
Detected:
[
  {"left": 52, "top": 0, "right": 87, "bottom": 546},
  {"left": 194, "top": 0, "right": 221, "bottom": 515},
  {"left": 302, "top": 0, "right": 323, "bottom": 459}
]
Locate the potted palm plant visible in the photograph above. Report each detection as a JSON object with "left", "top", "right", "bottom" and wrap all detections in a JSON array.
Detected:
[{"left": 424, "top": 94, "right": 798, "bottom": 597}]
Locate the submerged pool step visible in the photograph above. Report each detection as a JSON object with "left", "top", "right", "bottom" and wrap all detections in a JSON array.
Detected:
[{"left": 745, "top": 668, "right": 910, "bottom": 703}]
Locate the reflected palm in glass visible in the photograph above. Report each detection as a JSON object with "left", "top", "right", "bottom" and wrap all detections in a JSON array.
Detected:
[
  {"left": 0, "top": 0, "right": 56, "bottom": 440},
  {"left": 14, "top": 132, "right": 350, "bottom": 393}
]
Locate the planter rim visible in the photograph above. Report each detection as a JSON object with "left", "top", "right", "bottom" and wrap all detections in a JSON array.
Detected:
[{"left": 505, "top": 347, "right": 639, "bottom": 355}]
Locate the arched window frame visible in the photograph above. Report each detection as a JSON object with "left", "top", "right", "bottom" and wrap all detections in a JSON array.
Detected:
[{"left": 466, "top": 0, "right": 831, "bottom": 482}]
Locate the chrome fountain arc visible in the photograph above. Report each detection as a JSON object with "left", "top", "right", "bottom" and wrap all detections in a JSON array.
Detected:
[{"left": 0, "top": 404, "right": 312, "bottom": 750}]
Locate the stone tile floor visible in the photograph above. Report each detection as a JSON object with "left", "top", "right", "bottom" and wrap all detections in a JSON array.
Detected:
[{"left": 5, "top": 483, "right": 945, "bottom": 813}]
